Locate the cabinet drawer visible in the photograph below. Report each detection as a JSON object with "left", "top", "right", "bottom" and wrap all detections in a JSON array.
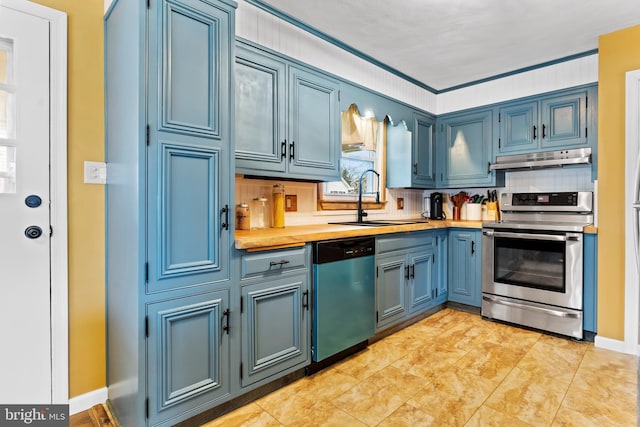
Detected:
[{"left": 241, "top": 246, "right": 308, "bottom": 278}]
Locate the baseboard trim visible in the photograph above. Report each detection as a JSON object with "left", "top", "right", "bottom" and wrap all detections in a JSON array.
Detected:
[
  {"left": 594, "top": 335, "right": 639, "bottom": 355},
  {"left": 69, "top": 387, "right": 107, "bottom": 415}
]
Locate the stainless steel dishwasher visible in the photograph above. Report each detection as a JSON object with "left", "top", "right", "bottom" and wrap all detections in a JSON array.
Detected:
[{"left": 311, "top": 236, "right": 376, "bottom": 367}]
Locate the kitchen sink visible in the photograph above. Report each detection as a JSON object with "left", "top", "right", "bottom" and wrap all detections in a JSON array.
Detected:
[{"left": 329, "top": 219, "right": 426, "bottom": 226}]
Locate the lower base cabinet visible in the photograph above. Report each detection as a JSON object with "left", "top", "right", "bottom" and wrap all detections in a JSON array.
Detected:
[
  {"left": 147, "top": 290, "right": 232, "bottom": 427},
  {"left": 238, "top": 246, "right": 311, "bottom": 387},
  {"left": 448, "top": 228, "right": 482, "bottom": 307},
  {"left": 240, "top": 273, "right": 310, "bottom": 387},
  {"left": 375, "top": 231, "right": 443, "bottom": 331}
]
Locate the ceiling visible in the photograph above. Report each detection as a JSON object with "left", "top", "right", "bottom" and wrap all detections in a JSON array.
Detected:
[{"left": 253, "top": 0, "right": 640, "bottom": 92}]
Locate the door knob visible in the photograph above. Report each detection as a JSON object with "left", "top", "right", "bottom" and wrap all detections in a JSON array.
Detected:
[{"left": 25, "top": 226, "right": 43, "bottom": 239}]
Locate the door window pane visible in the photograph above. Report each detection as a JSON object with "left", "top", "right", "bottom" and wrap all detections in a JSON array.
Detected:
[
  {"left": 0, "top": 38, "right": 15, "bottom": 139},
  {"left": 0, "top": 145, "right": 16, "bottom": 193}
]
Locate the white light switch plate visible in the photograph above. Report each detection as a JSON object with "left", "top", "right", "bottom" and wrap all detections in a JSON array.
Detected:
[{"left": 84, "top": 161, "right": 107, "bottom": 184}]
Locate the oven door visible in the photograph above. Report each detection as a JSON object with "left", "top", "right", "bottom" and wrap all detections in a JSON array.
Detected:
[{"left": 482, "top": 228, "right": 583, "bottom": 310}]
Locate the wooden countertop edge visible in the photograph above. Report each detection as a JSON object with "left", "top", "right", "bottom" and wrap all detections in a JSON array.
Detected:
[
  {"left": 235, "top": 220, "right": 484, "bottom": 250},
  {"left": 584, "top": 224, "right": 598, "bottom": 234}
]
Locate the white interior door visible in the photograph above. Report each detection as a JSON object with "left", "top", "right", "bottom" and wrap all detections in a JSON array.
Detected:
[{"left": 0, "top": 5, "right": 53, "bottom": 403}]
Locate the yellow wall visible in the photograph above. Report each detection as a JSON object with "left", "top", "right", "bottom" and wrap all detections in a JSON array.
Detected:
[
  {"left": 597, "top": 25, "right": 640, "bottom": 340},
  {"left": 31, "top": 0, "right": 106, "bottom": 398}
]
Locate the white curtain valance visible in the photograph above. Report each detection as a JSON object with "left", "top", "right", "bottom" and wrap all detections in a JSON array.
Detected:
[{"left": 341, "top": 104, "right": 378, "bottom": 152}]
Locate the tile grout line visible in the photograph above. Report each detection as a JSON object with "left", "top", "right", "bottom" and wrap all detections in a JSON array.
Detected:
[
  {"left": 466, "top": 332, "right": 544, "bottom": 426},
  {"left": 548, "top": 343, "right": 591, "bottom": 426}
]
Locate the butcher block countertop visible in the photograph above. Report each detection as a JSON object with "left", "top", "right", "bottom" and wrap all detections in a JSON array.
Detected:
[
  {"left": 235, "top": 220, "right": 599, "bottom": 250},
  {"left": 235, "top": 219, "right": 482, "bottom": 250}
]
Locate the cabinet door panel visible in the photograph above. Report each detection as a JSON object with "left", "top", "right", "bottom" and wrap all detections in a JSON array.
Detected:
[
  {"left": 376, "top": 254, "right": 407, "bottom": 328},
  {"left": 158, "top": 0, "right": 229, "bottom": 138},
  {"left": 498, "top": 101, "right": 538, "bottom": 153},
  {"left": 408, "top": 248, "right": 434, "bottom": 314},
  {"left": 435, "top": 231, "right": 448, "bottom": 304},
  {"left": 235, "top": 48, "right": 286, "bottom": 172},
  {"left": 288, "top": 67, "right": 340, "bottom": 180},
  {"left": 441, "top": 109, "right": 494, "bottom": 187},
  {"left": 540, "top": 91, "right": 587, "bottom": 149},
  {"left": 147, "top": 290, "right": 230, "bottom": 426},
  {"left": 241, "top": 276, "right": 309, "bottom": 386},
  {"left": 448, "top": 230, "right": 480, "bottom": 307},
  {"left": 149, "top": 143, "right": 228, "bottom": 293},
  {"left": 413, "top": 113, "right": 436, "bottom": 187}
]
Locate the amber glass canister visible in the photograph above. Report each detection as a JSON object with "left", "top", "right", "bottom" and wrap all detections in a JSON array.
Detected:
[{"left": 272, "top": 184, "right": 285, "bottom": 228}]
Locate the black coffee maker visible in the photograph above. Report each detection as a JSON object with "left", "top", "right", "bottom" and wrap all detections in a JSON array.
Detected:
[{"left": 430, "top": 192, "right": 445, "bottom": 220}]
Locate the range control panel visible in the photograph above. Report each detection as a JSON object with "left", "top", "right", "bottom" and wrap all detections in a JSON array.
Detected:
[
  {"left": 500, "top": 191, "right": 593, "bottom": 213},
  {"left": 512, "top": 192, "right": 578, "bottom": 206}
]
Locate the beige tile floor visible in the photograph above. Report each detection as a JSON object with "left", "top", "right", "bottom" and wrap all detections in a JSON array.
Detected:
[{"left": 203, "top": 308, "right": 638, "bottom": 426}]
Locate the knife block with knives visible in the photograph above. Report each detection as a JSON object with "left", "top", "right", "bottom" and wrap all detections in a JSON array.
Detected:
[{"left": 486, "top": 190, "right": 500, "bottom": 221}]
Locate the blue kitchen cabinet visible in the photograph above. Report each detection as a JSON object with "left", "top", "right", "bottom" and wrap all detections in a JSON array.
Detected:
[
  {"left": 448, "top": 229, "right": 482, "bottom": 307},
  {"left": 375, "top": 232, "right": 440, "bottom": 331},
  {"left": 583, "top": 233, "right": 598, "bottom": 334},
  {"left": 234, "top": 42, "right": 341, "bottom": 181},
  {"left": 105, "top": 0, "right": 236, "bottom": 425},
  {"left": 434, "top": 229, "right": 448, "bottom": 305},
  {"left": 235, "top": 45, "right": 287, "bottom": 174},
  {"left": 375, "top": 251, "right": 409, "bottom": 329},
  {"left": 407, "top": 245, "right": 436, "bottom": 314},
  {"left": 437, "top": 108, "right": 501, "bottom": 188},
  {"left": 238, "top": 246, "right": 311, "bottom": 387},
  {"left": 386, "top": 112, "right": 437, "bottom": 188},
  {"left": 497, "top": 87, "right": 594, "bottom": 154},
  {"left": 497, "top": 100, "right": 539, "bottom": 153},
  {"left": 146, "top": 290, "right": 231, "bottom": 426}
]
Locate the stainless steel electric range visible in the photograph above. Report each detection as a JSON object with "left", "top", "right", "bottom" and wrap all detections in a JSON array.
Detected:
[{"left": 481, "top": 191, "right": 594, "bottom": 339}]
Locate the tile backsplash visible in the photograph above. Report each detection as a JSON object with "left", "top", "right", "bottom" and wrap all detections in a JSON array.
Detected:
[
  {"left": 236, "top": 167, "right": 594, "bottom": 226},
  {"left": 235, "top": 175, "right": 426, "bottom": 226}
]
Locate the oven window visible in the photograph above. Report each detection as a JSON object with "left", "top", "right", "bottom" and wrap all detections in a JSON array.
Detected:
[{"left": 494, "top": 237, "right": 565, "bottom": 293}]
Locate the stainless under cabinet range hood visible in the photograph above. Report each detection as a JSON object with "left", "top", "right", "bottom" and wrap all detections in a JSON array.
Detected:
[{"left": 489, "top": 148, "right": 592, "bottom": 171}]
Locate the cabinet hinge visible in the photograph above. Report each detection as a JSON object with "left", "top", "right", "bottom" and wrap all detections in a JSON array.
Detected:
[
  {"left": 240, "top": 362, "right": 243, "bottom": 380},
  {"left": 145, "top": 316, "right": 149, "bottom": 338},
  {"left": 585, "top": 95, "right": 588, "bottom": 109},
  {"left": 146, "top": 124, "right": 150, "bottom": 146},
  {"left": 145, "top": 262, "right": 149, "bottom": 282},
  {"left": 240, "top": 296, "right": 243, "bottom": 314},
  {"left": 146, "top": 0, "right": 150, "bottom": 9},
  {"left": 498, "top": 138, "right": 501, "bottom": 148},
  {"left": 338, "top": 90, "right": 340, "bottom": 102},
  {"left": 49, "top": 226, "right": 53, "bottom": 237},
  {"left": 498, "top": 112, "right": 501, "bottom": 123},
  {"left": 145, "top": 398, "right": 149, "bottom": 419},
  {"left": 376, "top": 266, "right": 378, "bottom": 278},
  {"left": 585, "top": 127, "right": 588, "bottom": 138},
  {"left": 376, "top": 311, "right": 378, "bottom": 323}
]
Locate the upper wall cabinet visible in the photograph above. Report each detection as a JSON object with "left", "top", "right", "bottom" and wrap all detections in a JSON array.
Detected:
[
  {"left": 497, "top": 87, "right": 594, "bottom": 154},
  {"left": 386, "top": 111, "right": 437, "bottom": 188},
  {"left": 437, "top": 108, "right": 503, "bottom": 188},
  {"left": 235, "top": 43, "right": 340, "bottom": 181}
]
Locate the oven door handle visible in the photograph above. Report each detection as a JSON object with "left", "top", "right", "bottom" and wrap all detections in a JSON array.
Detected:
[
  {"left": 482, "top": 294, "right": 581, "bottom": 318},
  {"left": 491, "top": 230, "right": 576, "bottom": 242}
]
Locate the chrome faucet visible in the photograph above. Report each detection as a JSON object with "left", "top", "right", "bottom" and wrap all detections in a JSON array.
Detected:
[{"left": 357, "top": 169, "right": 380, "bottom": 223}]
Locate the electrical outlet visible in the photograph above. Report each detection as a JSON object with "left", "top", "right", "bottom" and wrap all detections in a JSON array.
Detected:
[
  {"left": 84, "top": 161, "right": 107, "bottom": 184},
  {"left": 397, "top": 198, "right": 404, "bottom": 210},
  {"left": 285, "top": 194, "right": 297, "bottom": 212}
]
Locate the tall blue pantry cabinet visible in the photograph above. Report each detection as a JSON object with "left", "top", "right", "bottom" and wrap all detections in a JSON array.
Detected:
[{"left": 105, "top": 0, "right": 236, "bottom": 425}]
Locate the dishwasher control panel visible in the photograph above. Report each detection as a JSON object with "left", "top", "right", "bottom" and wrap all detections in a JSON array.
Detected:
[{"left": 313, "top": 237, "right": 375, "bottom": 264}]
